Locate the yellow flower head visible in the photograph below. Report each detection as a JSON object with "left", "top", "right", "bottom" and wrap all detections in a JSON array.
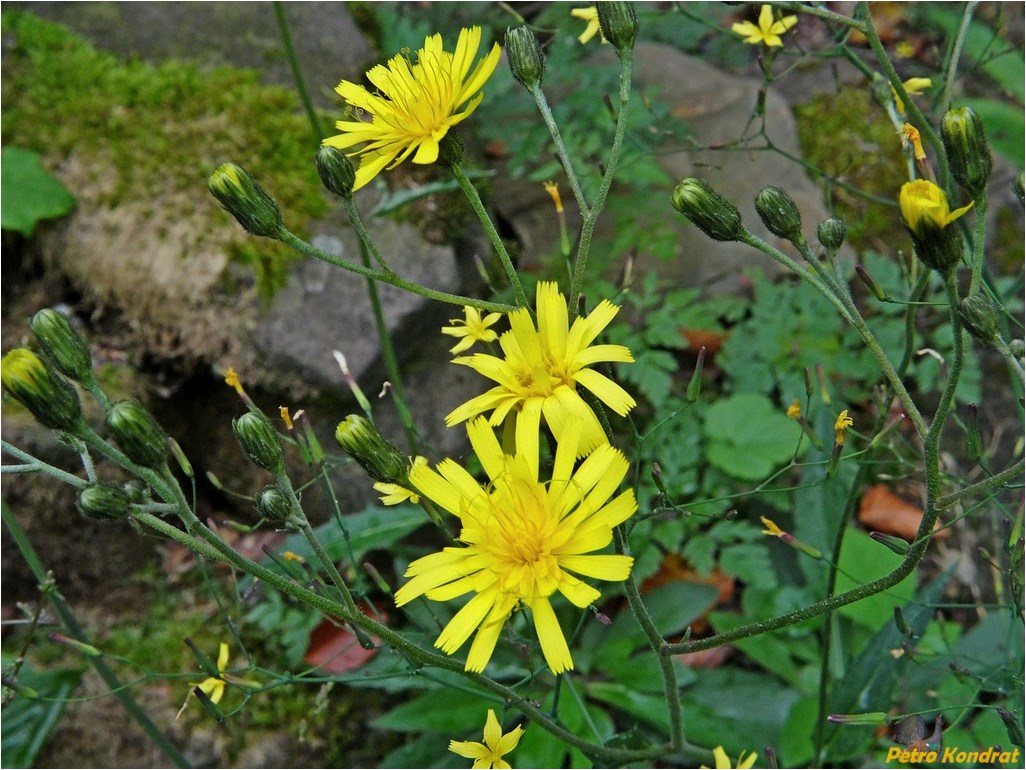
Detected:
[
  {"left": 395, "top": 417, "right": 636, "bottom": 674},
  {"left": 760, "top": 516, "right": 785, "bottom": 538},
  {"left": 732, "top": 5, "right": 797, "bottom": 48},
  {"left": 834, "top": 409, "right": 853, "bottom": 446},
  {"left": 571, "top": 6, "right": 606, "bottom": 45},
  {"left": 899, "top": 123, "right": 927, "bottom": 161},
  {"left": 892, "top": 77, "right": 932, "bottom": 113},
  {"left": 324, "top": 27, "right": 501, "bottom": 191},
  {"left": 196, "top": 641, "right": 230, "bottom": 705},
  {"left": 449, "top": 709, "right": 525, "bottom": 769},
  {"left": 442, "top": 307, "right": 503, "bottom": 355},
  {"left": 374, "top": 456, "right": 428, "bottom": 505},
  {"left": 702, "top": 745, "right": 758, "bottom": 769},
  {"left": 446, "top": 282, "right": 636, "bottom": 467},
  {"left": 224, "top": 367, "right": 244, "bottom": 395},
  {"left": 786, "top": 399, "right": 801, "bottom": 419},
  {"left": 899, "top": 180, "right": 973, "bottom": 237},
  {"left": 543, "top": 180, "right": 564, "bottom": 213}
]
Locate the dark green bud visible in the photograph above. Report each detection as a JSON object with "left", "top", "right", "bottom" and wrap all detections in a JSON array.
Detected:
[
  {"left": 597, "top": 2, "right": 638, "bottom": 53},
  {"left": 437, "top": 130, "right": 465, "bottom": 168},
  {"left": 958, "top": 292, "right": 999, "bottom": 345},
  {"left": 232, "top": 411, "right": 285, "bottom": 475},
  {"left": 997, "top": 708, "right": 1025, "bottom": 748},
  {"left": 755, "top": 185, "right": 802, "bottom": 242},
  {"left": 941, "top": 106, "right": 992, "bottom": 197},
  {"left": 855, "top": 264, "right": 888, "bottom": 302},
  {"left": 869, "top": 531, "right": 910, "bottom": 555},
  {"left": 817, "top": 218, "right": 847, "bottom": 250},
  {"left": 1, "top": 348, "right": 82, "bottom": 432},
  {"left": 672, "top": 178, "right": 744, "bottom": 242},
  {"left": 77, "top": 483, "right": 131, "bottom": 520},
  {"left": 335, "top": 414, "right": 408, "bottom": 484},
  {"left": 505, "top": 26, "right": 545, "bottom": 89},
  {"left": 316, "top": 146, "right": 356, "bottom": 200},
  {"left": 256, "top": 486, "right": 293, "bottom": 523},
  {"left": 208, "top": 163, "right": 283, "bottom": 238},
  {"left": 30, "top": 309, "right": 92, "bottom": 383},
  {"left": 686, "top": 346, "right": 705, "bottom": 403},
  {"left": 106, "top": 400, "right": 168, "bottom": 469}
]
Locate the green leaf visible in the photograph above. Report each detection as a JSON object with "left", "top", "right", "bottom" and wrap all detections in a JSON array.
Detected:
[
  {"left": 1, "top": 147, "right": 75, "bottom": 235},
  {"left": 779, "top": 697, "right": 818, "bottom": 767},
  {"left": 372, "top": 689, "right": 498, "bottom": 733},
  {"left": 704, "top": 393, "right": 803, "bottom": 480},
  {"left": 925, "top": 9, "right": 1025, "bottom": 101},
  {"left": 1, "top": 662, "right": 82, "bottom": 768},
  {"left": 833, "top": 529, "right": 918, "bottom": 630},
  {"left": 278, "top": 504, "right": 427, "bottom": 566}
]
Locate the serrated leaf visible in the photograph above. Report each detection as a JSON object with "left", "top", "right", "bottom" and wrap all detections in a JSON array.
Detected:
[{"left": 704, "top": 393, "right": 802, "bottom": 480}]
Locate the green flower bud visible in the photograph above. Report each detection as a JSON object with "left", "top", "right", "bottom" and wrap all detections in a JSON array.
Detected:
[
  {"left": 686, "top": 346, "right": 705, "bottom": 403},
  {"left": 1, "top": 348, "right": 82, "bottom": 432},
  {"left": 828, "top": 712, "right": 891, "bottom": 726},
  {"left": 855, "top": 264, "right": 888, "bottom": 302},
  {"left": 77, "top": 483, "right": 131, "bottom": 520},
  {"left": 208, "top": 163, "right": 283, "bottom": 238},
  {"left": 232, "top": 411, "right": 285, "bottom": 475},
  {"left": 671, "top": 178, "right": 744, "bottom": 242},
  {"left": 597, "top": 2, "right": 638, "bottom": 53},
  {"left": 256, "top": 486, "right": 293, "bottom": 523},
  {"left": 437, "top": 130, "right": 466, "bottom": 169},
  {"left": 869, "top": 531, "right": 910, "bottom": 555},
  {"left": 755, "top": 185, "right": 802, "bottom": 242},
  {"left": 817, "top": 218, "right": 847, "bottom": 250},
  {"left": 335, "top": 414, "right": 407, "bottom": 484},
  {"left": 106, "top": 400, "right": 168, "bottom": 469},
  {"left": 506, "top": 26, "right": 545, "bottom": 89},
  {"left": 30, "top": 309, "right": 92, "bottom": 383},
  {"left": 958, "top": 292, "right": 999, "bottom": 345},
  {"left": 316, "top": 146, "right": 356, "bottom": 200},
  {"left": 941, "top": 106, "right": 992, "bottom": 197},
  {"left": 996, "top": 708, "right": 1025, "bottom": 748}
]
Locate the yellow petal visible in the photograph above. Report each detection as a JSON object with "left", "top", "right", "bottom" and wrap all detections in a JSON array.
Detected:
[{"left": 531, "top": 597, "right": 573, "bottom": 674}]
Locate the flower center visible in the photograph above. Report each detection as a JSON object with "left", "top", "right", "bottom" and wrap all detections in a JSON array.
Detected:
[{"left": 482, "top": 481, "right": 562, "bottom": 601}]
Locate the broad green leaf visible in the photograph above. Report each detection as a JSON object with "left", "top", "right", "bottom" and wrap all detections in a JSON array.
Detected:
[
  {"left": 704, "top": 393, "right": 803, "bottom": 480},
  {"left": 833, "top": 529, "right": 918, "bottom": 629},
  {"left": 1, "top": 147, "right": 75, "bottom": 236},
  {"left": 278, "top": 504, "right": 427, "bottom": 566},
  {"left": 372, "top": 689, "right": 498, "bottom": 733},
  {"left": 0, "top": 663, "right": 82, "bottom": 768},
  {"left": 779, "top": 697, "right": 818, "bottom": 767}
]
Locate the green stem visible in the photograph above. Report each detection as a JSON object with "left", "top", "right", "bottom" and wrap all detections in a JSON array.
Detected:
[
  {"left": 941, "top": 2, "right": 980, "bottom": 115},
  {"left": 529, "top": 83, "right": 590, "bottom": 216},
  {"left": 936, "top": 458, "right": 1025, "bottom": 510},
  {"left": 968, "top": 190, "right": 988, "bottom": 296},
  {"left": 615, "top": 526, "right": 684, "bottom": 750},
  {"left": 449, "top": 162, "right": 529, "bottom": 308},
  {"left": 2, "top": 501, "right": 193, "bottom": 769},
  {"left": 568, "top": 51, "right": 633, "bottom": 316},
  {"left": 1, "top": 441, "right": 87, "bottom": 487},
  {"left": 772, "top": 1, "right": 866, "bottom": 29},
  {"left": 341, "top": 198, "right": 394, "bottom": 273},
  {"left": 277, "top": 228, "right": 515, "bottom": 313},
  {"left": 898, "top": 271, "right": 932, "bottom": 376},
  {"left": 273, "top": 1, "right": 324, "bottom": 142}
]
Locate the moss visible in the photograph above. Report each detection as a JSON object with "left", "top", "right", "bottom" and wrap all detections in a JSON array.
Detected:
[
  {"left": 1, "top": 11, "right": 329, "bottom": 298},
  {"left": 794, "top": 87, "right": 908, "bottom": 251}
]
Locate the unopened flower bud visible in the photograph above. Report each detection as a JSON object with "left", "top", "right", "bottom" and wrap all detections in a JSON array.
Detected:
[
  {"left": 316, "top": 146, "right": 356, "bottom": 200},
  {"left": 506, "top": 26, "right": 545, "bottom": 89},
  {"left": 869, "top": 531, "right": 911, "bottom": 555},
  {"left": 232, "top": 411, "right": 285, "bottom": 475},
  {"left": 106, "top": 400, "right": 168, "bottom": 469},
  {"left": 941, "top": 106, "right": 992, "bottom": 197},
  {"left": 597, "top": 2, "right": 638, "bottom": 53},
  {"left": 30, "top": 309, "right": 92, "bottom": 384},
  {"left": 437, "top": 130, "right": 466, "bottom": 168},
  {"left": 958, "top": 292, "right": 999, "bottom": 345},
  {"left": 77, "top": 483, "right": 131, "bottom": 520},
  {"left": 828, "top": 712, "right": 891, "bottom": 726},
  {"left": 755, "top": 186, "right": 802, "bottom": 242},
  {"left": 997, "top": 708, "right": 1025, "bottom": 748},
  {"left": 686, "top": 346, "right": 706, "bottom": 403},
  {"left": 335, "top": 414, "right": 407, "bottom": 484},
  {"left": 672, "top": 178, "right": 744, "bottom": 242},
  {"left": 817, "top": 218, "right": 847, "bottom": 250},
  {"left": 208, "top": 163, "right": 283, "bottom": 238},
  {"left": 855, "top": 264, "right": 888, "bottom": 302},
  {"left": 1, "top": 348, "right": 82, "bottom": 432},
  {"left": 256, "top": 486, "right": 293, "bottom": 523}
]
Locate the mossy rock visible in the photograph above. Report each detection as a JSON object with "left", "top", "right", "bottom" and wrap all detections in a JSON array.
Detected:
[{"left": 2, "top": 11, "right": 330, "bottom": 374}]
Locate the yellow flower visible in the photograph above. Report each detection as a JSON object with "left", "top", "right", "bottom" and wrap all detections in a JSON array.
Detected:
[
  {"left": 394, "top": 417, "right": 636, "bottom": 674},
  {"left": 760, "top": 516, "right": 785, "bottom": 538},
  {"left": 449, "top": 709, "right": 525, "bottom": 769},
  {"left": 571, "top": 6, "right": 606, "bottom": 44},
  {"left": 442, "top": 307, "right": 503, "bottom": 355},
  {"left": 446, "top": 282, "right": 636, "bottom": 467},
  {"left": 834, "top": 409, "right": 853, "bottom": 446},
  {"left": 786, "top": 399, "right": 801, "bottom": 419},
  {"left": 195, "top": 642, "right": 230, "bottom": 704},
  {"left": 732, "top": 5, "right": 797, "bottom": 47},
  {"left": 899, "top": 123, "right": 927, "bottom": 161},
  {"left": 899, "top": 180, "right": 973, "bottom": 236},
  {"left": 892, "top": 77, "right": 932, "bottom": 113},
  {"left": 324, "top": 27, "right": 501, "bottom": 191},
  {"left": 374, "top": 456, "right": 428, "bottom": 505},
  {"left": 224, "top": 368, "right": 243, "bottom": 395},
  {"left": 543, "top": 180, "right": 563, "bottom": 213},
  {"left": 702, "top": 745, "right": 758, "bottom": 769}
]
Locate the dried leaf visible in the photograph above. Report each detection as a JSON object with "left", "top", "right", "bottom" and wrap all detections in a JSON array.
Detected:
[{"left": 858, "top": 484, "right": 947, "bottom": 541}]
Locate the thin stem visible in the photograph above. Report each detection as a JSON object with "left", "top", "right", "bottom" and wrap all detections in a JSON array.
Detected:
[
  {"left": 968, "top": 190, "right": 988, "bottom": 296},
  {"left": 936, "top": 458, "right": 1025, "bottom": 510},
  {"left": 529, "top": 83, "right": 590, "bottom": 215},
  {"left": 569, "top": 50, "right": 633, "bottom": 316},
  {"left": 941, "top": 2, "right": 980, "bottom": 115},
  {"left": 273, "top": 1, "right": 324, "bottom": 142},
  {"left": 341, "top": 198, "right": 394, "bottom": 273},
  {"left": 449, "top": 162, "right": 529, "bottom": 308},
  {"left": 2, "top": 501, "right": 193, "bottom": 769},
  {"left": 277, "top": 228, "right": 515, "bottom": 313},
  {"left": 1, "top": 441, "right": 86, "bottom": 487}
]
